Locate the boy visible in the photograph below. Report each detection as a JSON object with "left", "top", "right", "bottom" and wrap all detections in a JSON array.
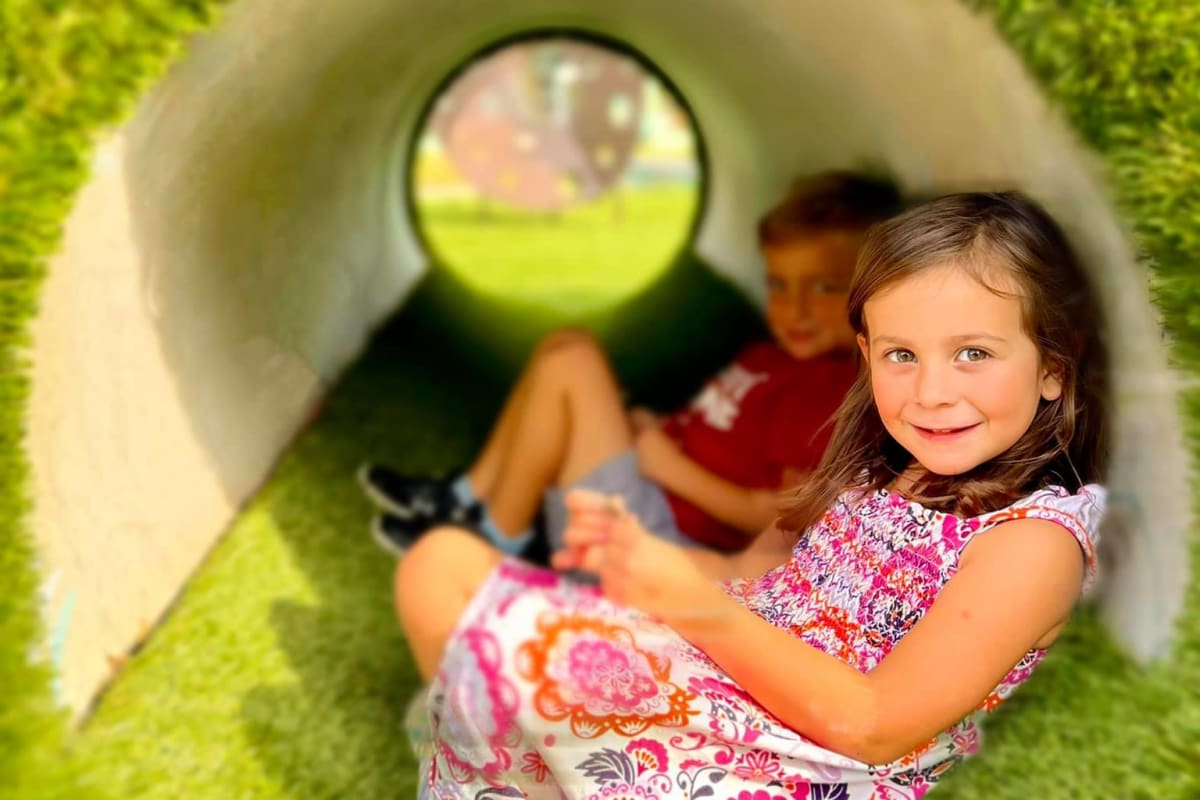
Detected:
[{"left": 360, "top": 171, "right": 900, "bottom": 558}]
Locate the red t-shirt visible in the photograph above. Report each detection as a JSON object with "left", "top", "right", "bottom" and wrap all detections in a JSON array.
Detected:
[{"left": 660, "top": 342, "right": 856, "bottom": 551}]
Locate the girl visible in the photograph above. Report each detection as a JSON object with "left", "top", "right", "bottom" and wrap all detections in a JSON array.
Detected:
[{"left": 393, "top": 191, "right": 1109, "bottom": 799}]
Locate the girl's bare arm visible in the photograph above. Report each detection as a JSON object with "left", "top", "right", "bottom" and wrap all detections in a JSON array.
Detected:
[
  {"left": 667, "top": 518, "right": 1084, "bottom": 764},
  {"left": 682, "top": 524, "right": 794, "bottom": 582}
]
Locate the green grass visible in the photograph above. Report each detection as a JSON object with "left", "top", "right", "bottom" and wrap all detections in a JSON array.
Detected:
[
  {"left": 2, "top": 0, "right": 1199, "bottom": 798},
  {"left": 0, "top": 2, "right": 227, "bottom": 796},
  {"left": 419, "top": 184, "right": 700, "bottom": 314}
]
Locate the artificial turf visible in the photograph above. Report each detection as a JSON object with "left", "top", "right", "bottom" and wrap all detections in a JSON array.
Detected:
[
  {"left": 4, "top": 1, "right": 1200, "bottom": 797},
  {"left": 62, "top": 260, "right": 1200, "bottom": 800}
]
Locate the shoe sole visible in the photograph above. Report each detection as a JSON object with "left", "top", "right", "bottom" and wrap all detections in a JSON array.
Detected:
[
  {"left": 370, "top": 515, "right": 410, "bottom": 557},
  {"left": 356, "top": 464, "right": 416, "bottom": 519},
  {"left": 404, "top": 685, "right": 434, "bottom": 760}
]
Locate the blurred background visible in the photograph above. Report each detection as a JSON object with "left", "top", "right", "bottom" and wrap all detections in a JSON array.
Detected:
[{"left": 412, "top": 38, "right": 702, "bottom": 313}]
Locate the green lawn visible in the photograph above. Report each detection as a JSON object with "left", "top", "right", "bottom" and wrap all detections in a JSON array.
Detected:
[
  {"left": 419, "top": 184, "right": 700, "bottom": 314},
  {"left": 68, "top": 298, "right": 499, "bottom": 800}
]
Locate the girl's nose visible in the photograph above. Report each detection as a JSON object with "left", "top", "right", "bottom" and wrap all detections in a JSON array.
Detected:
[{"left": 914, "top": 362, "right": 957, "bottom": 407}]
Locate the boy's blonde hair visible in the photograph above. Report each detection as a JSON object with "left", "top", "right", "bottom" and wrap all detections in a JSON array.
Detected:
[{"left": 757, "top": 171, "right": 902, "bottom": 246}]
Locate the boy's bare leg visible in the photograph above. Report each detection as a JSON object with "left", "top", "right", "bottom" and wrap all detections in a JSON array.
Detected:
[
  {"left": 395, "top": 527, "right": 504, "bottom": 680},
  {"left": 483, "top": 334, "right": 632, "bottom": 538},
  {"left": 468, "top": 328, "right": 596, "bottom": 497}
]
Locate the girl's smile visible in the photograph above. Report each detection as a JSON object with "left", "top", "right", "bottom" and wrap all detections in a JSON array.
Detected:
[{"left": 910, "top": 423, "right": 980, "bottom": 442}]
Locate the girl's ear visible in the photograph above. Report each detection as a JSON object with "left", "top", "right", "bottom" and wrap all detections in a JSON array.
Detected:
[
  {"left": 857, "top": 334, "right": 870, "bottom": 363},
  {"left": 1040, "top": 364, "right": 1064, "bottom": 401}
]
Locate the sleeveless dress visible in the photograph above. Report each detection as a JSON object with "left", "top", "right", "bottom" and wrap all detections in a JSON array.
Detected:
[{"left": 418, "top": 484, "right": 1106, "bottom": 800}]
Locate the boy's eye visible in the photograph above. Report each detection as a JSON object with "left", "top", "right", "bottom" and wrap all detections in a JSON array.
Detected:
[
  {"left": 813, "top": 280, "right": 847, "bottom": 295},
  {"left": 884, "top": 349, "right": 916, "bottom": 364},
  {"left": 956, "top": 347, "right": 991, "bottom": 363}
]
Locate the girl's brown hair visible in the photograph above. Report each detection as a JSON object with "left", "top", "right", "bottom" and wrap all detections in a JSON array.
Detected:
[{"left": 778, "top": 191, "right": 1110, "bottom": 535}]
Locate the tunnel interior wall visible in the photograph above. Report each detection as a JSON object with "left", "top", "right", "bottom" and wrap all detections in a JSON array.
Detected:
[{"left": 23, "top": 0, "right": 1192, "bottom": 717}]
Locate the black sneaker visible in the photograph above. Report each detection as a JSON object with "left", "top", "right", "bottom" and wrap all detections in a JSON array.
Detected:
[
  {"left": 371, "top": 512, "right": 424, "bottom": 555},
  {"left": 370, "top": 503, "right": 486, "bottom": 556},
  {"left": 357, "top": 463, "right": 462, "bottom": 520}
]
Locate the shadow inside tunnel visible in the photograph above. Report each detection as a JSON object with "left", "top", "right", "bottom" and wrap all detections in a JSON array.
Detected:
[
  {"left": 234, "top": 253, "right": 764, "bottom": 797},
  {"left": 235, "top": 297, "right": 502, "bottom": 798}
]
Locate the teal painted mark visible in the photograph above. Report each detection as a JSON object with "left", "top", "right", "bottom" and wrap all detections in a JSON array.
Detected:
[{"left": 49, "top": 589, "right": 77, "bottom": 705}]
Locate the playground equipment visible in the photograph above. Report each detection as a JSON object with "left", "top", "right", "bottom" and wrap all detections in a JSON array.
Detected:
[{"left": 5, "top": 0, "right": 1195, "bottom": 795}]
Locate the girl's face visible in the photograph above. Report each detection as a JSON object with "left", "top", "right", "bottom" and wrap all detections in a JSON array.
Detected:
[{"left": 857, "top": 263, "right": 1062, "bottom": 478}]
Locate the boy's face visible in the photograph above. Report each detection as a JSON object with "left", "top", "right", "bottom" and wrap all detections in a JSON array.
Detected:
[{"left": 763, "top": 230, "right": 860, "bottom": 360}]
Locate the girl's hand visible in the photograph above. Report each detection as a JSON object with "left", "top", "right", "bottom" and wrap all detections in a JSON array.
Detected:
[
  {"left": 552, "top": 489, "right": 617, "bottom": 572},
  {"left": 558, "top": 490, "right": 726, "bottom": 627}
]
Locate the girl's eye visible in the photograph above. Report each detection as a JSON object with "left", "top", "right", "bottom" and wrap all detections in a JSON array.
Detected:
[
  {"left": 884, "top": 349, "right": 916, "bottom": 364},
  {"left": 813, "top": 280, "right": 845, "bottom": 295},
  {"left": 950, "top": 347, "right": 988, "bottom": 364}
]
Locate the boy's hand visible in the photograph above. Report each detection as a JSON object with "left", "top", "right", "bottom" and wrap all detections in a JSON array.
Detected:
[
  {"left": 627, "top": 406, "right": 661, "bottom": 435},
  {"left": 779, "top": 466, "right": 813, "bottom": 491},
  {"left": 558, "top": 490, "right": 725, "bottom": 627}
]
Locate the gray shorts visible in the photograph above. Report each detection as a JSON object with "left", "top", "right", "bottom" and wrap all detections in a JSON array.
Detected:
[{"left": 542, "top": 450, "right": 688, "bottom": 558}]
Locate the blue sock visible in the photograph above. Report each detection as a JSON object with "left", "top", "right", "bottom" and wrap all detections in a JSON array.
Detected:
[
  {"left": 480, "top": 509, "right": 534, "bottom": 556},
  {"left": 450, "top": 474, "right": 476, "bottom": 506},
  {"left": 452, "top": 475, "right": 534, "bottom": 555}
]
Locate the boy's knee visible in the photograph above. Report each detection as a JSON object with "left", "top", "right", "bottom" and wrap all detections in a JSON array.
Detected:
[
  {"left": 537, "top": 333, "right": 610, "bottom": 384},
  {"left": 536, "top": 328, "right": 601, "bottom": 364}
]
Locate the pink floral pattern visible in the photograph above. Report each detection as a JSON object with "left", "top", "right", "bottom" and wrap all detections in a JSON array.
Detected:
[
  {"left": 627, "top": 739, "right": 670, "bottom": 774},
  {"left": 422, "top": 484, "right": 1105, "bottom": 799}
]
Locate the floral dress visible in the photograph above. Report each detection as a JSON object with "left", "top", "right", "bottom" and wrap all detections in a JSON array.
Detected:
[{"left": 418, "top": 484, "right": 1106, "bottom": 800}]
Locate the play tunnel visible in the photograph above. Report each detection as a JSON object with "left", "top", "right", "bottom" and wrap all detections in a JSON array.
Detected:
[{"left": 6, "top": 0, "right": 1199, "bottom": 797}]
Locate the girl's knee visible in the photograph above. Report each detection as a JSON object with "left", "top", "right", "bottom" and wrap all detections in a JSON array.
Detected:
[
  {"left": 394, "top": 528, "right": 460, "bottom": 617},
  {"left": 394, "top": 527, "right": 501, "bottom": 619}
]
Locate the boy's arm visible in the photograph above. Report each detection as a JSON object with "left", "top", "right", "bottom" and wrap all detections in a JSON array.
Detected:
[{"left": 635, "top": 425, "right": 778, "bottom": 535}]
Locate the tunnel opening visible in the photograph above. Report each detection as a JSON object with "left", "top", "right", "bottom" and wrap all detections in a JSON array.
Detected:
[{"left": 408, "top": 31, "right": 707, "bottom": 316}]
